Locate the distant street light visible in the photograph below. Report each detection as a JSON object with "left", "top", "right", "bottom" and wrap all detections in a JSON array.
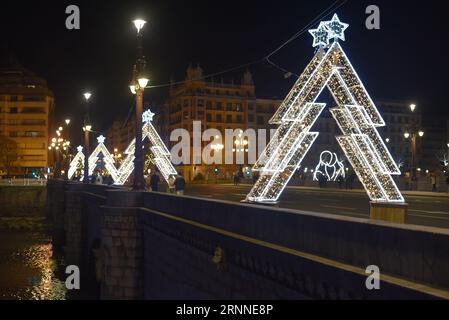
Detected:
[
  {"left": 65, "top": 119, "right": 71, "bottom": 125},
  {"left": 410, "top": 104, "right": 416, "bottom": 112}
]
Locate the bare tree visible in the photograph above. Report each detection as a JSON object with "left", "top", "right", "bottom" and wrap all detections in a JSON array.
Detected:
[{"left": 0, "top": 135, "right": 18, "bottom": 177}]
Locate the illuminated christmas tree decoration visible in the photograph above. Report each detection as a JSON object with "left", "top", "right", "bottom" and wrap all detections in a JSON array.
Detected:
[
  {"left": 68, "top": 145, "right": 85, "bottom": 180},
  {"left": 246, "top": 16, "right": 404, "bottom": 204},
  {"left": 308, "top": 22, "right": 330, "bottom": 48},
  {"left": 324, "top": 14, "right": 349, "bottom": 41},
  {"left": 313, "top": 151, "right": 345, "bottom": 182},
  {"left": 87, "top": 135, "right": 120, "bottom": 181},
  {"left": 114, "top": 109, "right": 177, "bottom": 185}
]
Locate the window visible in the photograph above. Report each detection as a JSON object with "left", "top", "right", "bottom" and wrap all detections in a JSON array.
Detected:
[
  {"left": 198, "top": 99, "right": 204, "bottom": 107},
  {"left": 23, "top": 96, "right": 45, "bottom": 102},
  {"left": 206, "top": 100, "right": 212, "bottom": 109},
  {"left": 248, "top": 103, "right": 254, "bottom": 111},
  {"left": 216, "top": 114, "right": 222, "bottom": 122},
  {"left": 9, "top": 131, "right": 18, "bottom": 137},
  {"left": 198, "top": 111, "right": 205, "bottom": 119},
  {"left": 10, "top": 96, "right": 18, "bottom": 102},
  {"left": 206, "top": 114, "right": 212, "bottom": 122},
  {"left": 248, "top": 114, "right": 254, "bottom": 122},
  {"left": 10, "top": 107, "right": 18, "bottom": 114},
  {"left": 21, "top": 107, "right": 45, "bottom": 114},
  {"left": 183, "top": 99, "right": 189, "bottom": 107},
  {"left": 216, "top": 102, "right": 223, "bottom": 110},
  {"left": 235, "top": 103, "right": 242, "bottom": 112},
  {"left": 226, "top": 103, "right": 232, "bottom": 111},
  {"left": 226, "top": 115, "right": 232, "bottom": 123},
  {"left": 25, "top": 131, "right": 44, "bottom": 137},
  {"left": 257, "top": 116, "right": 264, "bottom": 125},
  {"left": 236, "top": 115, "right": 243, "bottom": 123},
  {"left": 22, "top": 119, "right": 46, "bottom": 126}
]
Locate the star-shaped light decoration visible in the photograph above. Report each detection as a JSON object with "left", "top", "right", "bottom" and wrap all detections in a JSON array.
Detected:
[
  {"left": 325, "top": 14, "right": 349, "bottom": 42},
  {"left": 97, "top": 135, "right": 106, "bottom": 144},
  {"left": 77, "top": 145, "right": 83, "bottom": 153},
  {"left": 308, "top": 22, "right": 330, "bottom": 48},
  {"left": 142, "top": 109, "right": 155, "bottom": 124}
]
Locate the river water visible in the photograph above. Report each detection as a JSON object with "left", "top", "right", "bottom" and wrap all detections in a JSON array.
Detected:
[{"left": 0, "top": 228, "right": 67, "bottom": 300}]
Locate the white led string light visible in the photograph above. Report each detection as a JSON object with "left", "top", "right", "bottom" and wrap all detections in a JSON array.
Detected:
[
  {"left": 246, "top": 14, "right": 404, "bottom": 204},
  {"left": 313, "top": 151, "right": 345, "bottom": 182}
]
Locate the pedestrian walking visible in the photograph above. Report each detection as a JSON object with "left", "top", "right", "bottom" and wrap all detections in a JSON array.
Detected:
[
  {"left": 150, "top": 171, "right": 160, "bottom": 192},
  {"left": 174, "top": 173, "right": 186, "bottom": 195},
  {"left": 430, "top": 173, "right": 437, "bottom": 192}
]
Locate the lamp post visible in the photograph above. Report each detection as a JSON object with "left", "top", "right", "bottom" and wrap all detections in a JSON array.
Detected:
[
  {"left": 129, "top": 19, "right": 149, "bottom": 190},
  {"left": 83, "top": 92, "right": 92, "bottom": 184},
  {"left": 404, "top": 104, "right": 424, "bottom": 189},
  {"left": 232, "top": 130, "right": 249, "bottom": 177}
]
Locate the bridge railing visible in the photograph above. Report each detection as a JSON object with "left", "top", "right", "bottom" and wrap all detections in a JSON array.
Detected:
[{"left": 48, "top": 179, "right": 449, "bottom": 300}]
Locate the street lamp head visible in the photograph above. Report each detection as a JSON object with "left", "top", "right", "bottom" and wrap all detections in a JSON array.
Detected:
[
  {"left": 418, "top": 131, "right": 424, "bottom": 137},
  {"left": 83, "top": 92, "right": 92, "bottom": 101},
  {"left": 58, "top": 126, "right": 63, "bottom": 131},
  {"left": 385, "top": 138, "right": 390, "bottom": 143},
  {"left": 137, "top": 77, "right": 149, "bottom": 89},
  {"left": 133, "top": 19, "right": 146, "bottom": 33},
  {"left": 129, "top": 84, "right": 137, "bottom": 95},
  {"left": 404, "top": 132, "right": 410, "bottom": 139},
  {"left": 65, "top": 119, "right": 71, "bottom": 125},
  {"left": 84, "top": 125, "right": 92, "bottom": 132},
  {"left": 410, "top": 104, "right": 416, "bottom": 112}
]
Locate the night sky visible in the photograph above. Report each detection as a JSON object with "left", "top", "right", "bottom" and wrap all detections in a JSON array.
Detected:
[{"left": 1, "top": 0, "right": 448, "bottom": 144}]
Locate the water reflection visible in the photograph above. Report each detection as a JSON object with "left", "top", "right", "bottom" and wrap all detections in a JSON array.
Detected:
[{"left": 0, "top": 230, "right": 67, "bottom": 300}]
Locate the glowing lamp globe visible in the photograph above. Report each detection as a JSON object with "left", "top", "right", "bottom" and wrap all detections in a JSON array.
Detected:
[
  {"left": 133, "top": 19, "right": 146, "bottom": 33},
  {"left": 83, "top": 92, "right": 92, "bottom": 101},
  {"left": 138, "top": 77, "right": 149, "bottom": 89}
]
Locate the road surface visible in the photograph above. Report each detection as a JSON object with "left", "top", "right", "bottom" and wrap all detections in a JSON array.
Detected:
[{"left": 184, "top": 184, "right": 449, "bottom": 229}]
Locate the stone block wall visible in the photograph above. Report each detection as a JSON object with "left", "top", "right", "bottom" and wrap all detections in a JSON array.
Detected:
[{"left": 101, "top": 191, "right": 144, "bottom": 300}]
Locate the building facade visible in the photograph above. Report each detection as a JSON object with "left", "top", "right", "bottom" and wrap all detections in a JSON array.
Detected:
[
  {"left": 0, "top": 61, "right": 54, "bottom": 177},
  {"left": 163, "top": 65, "right": 281, "bottom": 181}
]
